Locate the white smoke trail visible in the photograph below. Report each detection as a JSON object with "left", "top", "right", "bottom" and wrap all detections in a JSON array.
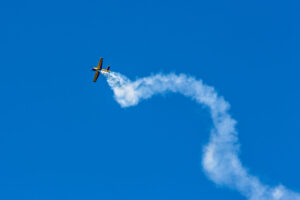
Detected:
[{"left": 102, "top": 71, "right": 300, "bottom": 200}]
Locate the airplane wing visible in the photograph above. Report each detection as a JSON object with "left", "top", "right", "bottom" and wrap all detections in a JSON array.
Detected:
[
  {"left": 97, "top": 58, "right": 103, "bottom": 70},
  {"left": 93, "top": 71, "right": 100, "bottom": 82}
]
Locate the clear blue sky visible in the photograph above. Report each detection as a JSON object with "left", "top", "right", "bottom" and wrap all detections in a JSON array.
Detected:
[{"left": 1, "top": 0, "right": 300, "bottom": 199}]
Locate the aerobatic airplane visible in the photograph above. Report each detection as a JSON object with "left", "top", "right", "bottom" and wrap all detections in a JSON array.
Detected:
[{"left": 92, "top": 57, "right": 111, "bottom": 82}]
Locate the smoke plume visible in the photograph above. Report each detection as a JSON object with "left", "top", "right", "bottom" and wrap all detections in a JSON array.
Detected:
[{"left": 102, "top": 71, "right": 300, "bottom": 200}]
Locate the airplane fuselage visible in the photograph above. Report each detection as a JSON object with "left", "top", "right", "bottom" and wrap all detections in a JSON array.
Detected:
[
  {"left": 92, "top": 58, "right": 111, "bottom": 82},
  {"left": 92, "top": 67, "right": 110, "bottom": 72},
  {"left": 92, "top": 67, "right": 110, "bottom": 71}
]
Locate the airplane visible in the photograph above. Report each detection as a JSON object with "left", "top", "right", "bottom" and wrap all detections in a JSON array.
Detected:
[{"left": 92, "top": 57, "right": 111, "bottom": 82}]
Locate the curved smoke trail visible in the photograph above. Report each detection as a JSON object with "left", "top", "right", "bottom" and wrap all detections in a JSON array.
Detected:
[{"left": 102, "top": 71, "right": 300, "bottom": 200}]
